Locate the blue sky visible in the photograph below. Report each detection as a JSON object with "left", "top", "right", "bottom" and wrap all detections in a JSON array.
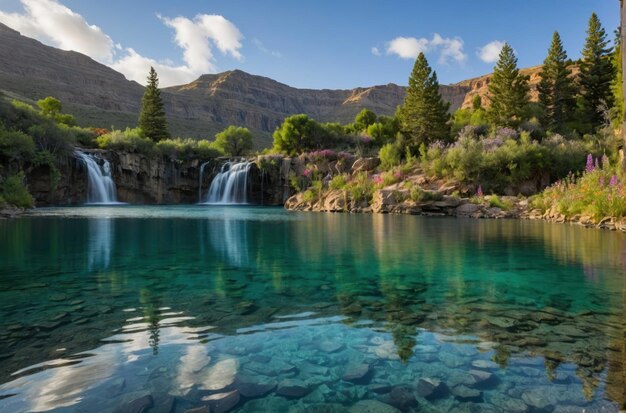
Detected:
[{"left": 0, "top": 0, "right": 619, "bottom": 89}]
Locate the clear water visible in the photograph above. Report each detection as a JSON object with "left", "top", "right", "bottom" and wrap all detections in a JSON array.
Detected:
[{"left": 0, "top": 206, "right": 625, "bottom": 413}]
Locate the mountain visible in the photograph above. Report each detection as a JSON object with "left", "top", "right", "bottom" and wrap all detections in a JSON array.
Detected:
[{"left": 0, "top": 22, "right": 544, "bottom": 147}]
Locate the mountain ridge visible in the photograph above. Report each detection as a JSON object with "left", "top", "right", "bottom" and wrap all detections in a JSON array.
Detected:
[{"left": 0, "top": 22, "right": 542, "bottom": 146}]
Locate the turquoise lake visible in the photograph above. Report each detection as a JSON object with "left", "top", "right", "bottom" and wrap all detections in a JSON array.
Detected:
[{"left": 0, "top": 206, "right": 625, "bottom": 412}]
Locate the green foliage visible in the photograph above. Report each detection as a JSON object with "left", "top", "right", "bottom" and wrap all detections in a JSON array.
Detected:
[
  {"left": 379, "top": 143, "right": 401, "bottom": 170},
  {"left": 487, "top": 195, "right": 511, "bottom": 210},
  {"left": 487, "top": 43, "right": 530, "bottom": 127},
  {"left": 532, "top": 158, "right": 626, "bottom": 220},
  {"left": 96, "top": 128, "right": 154, "bottom": 154},
  {"left": 354, "top": 109, "right": 377, "bottom": 131},
  {"left": 0, "top": 127, "right": 35, "bottom": 161},
  {"left": 213, "top": 126, "right": 253, "bottom": 156},
  {"left": 404, "top": 181, "right": 443, "bottom": 202},
  {"left": 420, "top": 129, "right": 602, "bottom": 192},
  {"left": 33, "top": 150, "right": 61, "bottom": 190},
  {"left": 538, "top": 32, "right": 576, "bottom": 133},
  {"left": 472, "top": 95, "right": 483, "bottom": 110},
  {"left": 273, "top": 114, "right": 340, "bottom": 155},
  {"left": 329, "top": 174, "right": 348, "bottom": 190},
  {"left": 138, "top": 67, "right": 170, "bottom": 142},
  {"left": 396, "top": 53, "right": 450, "bottom": 151},
  {"left": 37, "top": 96, "right": 76, "bottom": 126},
  {"left": 345, "top": 172, "right": 374, "bottom": 204},
  {"left": 579, "top": 13, "right": 615, "bottom": 130},
  {"left": 366, "top": 115, "right": 399, "bottom": 146},
  {"left": 0, "top": 172, "right": 34, "bottom": 208},
  {"left": 611, "top": 29, "right": 623, "bottom": 126},
  {"left": 156, "top": 138, "right": 221, "bottom": 160}
]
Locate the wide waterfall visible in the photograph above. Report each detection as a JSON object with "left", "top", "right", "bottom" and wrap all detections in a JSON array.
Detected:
[
  {"left": 75, "top": 150, "right": 121, "bottom": 204},
  {"left": 203, "top": 160, "right": 252, "bottom": 204}
]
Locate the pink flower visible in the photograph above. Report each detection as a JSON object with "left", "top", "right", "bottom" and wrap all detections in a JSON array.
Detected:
[
  {"left": 303, "top": 169, "right": 311, "bottom": 177},
  {"left": 476, "top": 185, "right": 483, "bottom": 197},
  {"left": 610, "top": 175, "right": 618, "bottom": 186},
  {"left": 585, "top": 154, "right": 594, "bottom": 173}
]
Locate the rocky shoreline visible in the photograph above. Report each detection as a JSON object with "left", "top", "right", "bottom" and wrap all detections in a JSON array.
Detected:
[{"left": 284, "top": 185, "right": 626, "bottom": 233}]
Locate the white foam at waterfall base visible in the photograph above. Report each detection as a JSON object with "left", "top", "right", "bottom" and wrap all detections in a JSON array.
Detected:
[
  {"left": 201, "top": 161, "right": 252, "bottom": 205},
  {"left": 75, "top": 150, "right": 125, "bottom": 205}
]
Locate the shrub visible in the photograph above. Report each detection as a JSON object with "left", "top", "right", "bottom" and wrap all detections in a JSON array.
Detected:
[
  {"left": 96, "top": 128, "right": 154, "bottom": 154},
  {"left": 345, "top": 172, "right": 374, "bottom": 204},
  {"left": 532, "top": 155, "right": 626, "bottom": 220},
  {"left": 0, "top": 128, "right": 35, "bottom": 161},
  {"left": 329, "top": 174, "right": 348, "bottom": 190},
  {"left": 212, "top": 126, "right": 253, "bottom": 156},
  {"left": 156, "top": 138, "right": 221, "bottom": 160},
  {"left": 379, "top": 143, "right": 401, "bottom": 170},
  {"left": 1, "top": 172, "right": 34, "bottom": 208},
  {"left": 488, "top": 195, "right": 511, "bottom": 210}
]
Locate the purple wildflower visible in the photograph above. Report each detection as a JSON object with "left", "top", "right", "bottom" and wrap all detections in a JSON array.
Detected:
[
  {"left": 610, "top": 175, "right": 618, "bottom": 186},
  {"left": 585, "top": 154, "right": 594, "bottom": 173},
  {"left": 303, "top": 169, "right": 311, "bottom": 177},
  {"left": 394, "top": 171, "right": 403, "bottom": 179},
  {"left": 476, "top": 185, "right": 483, "bottom": 197}
]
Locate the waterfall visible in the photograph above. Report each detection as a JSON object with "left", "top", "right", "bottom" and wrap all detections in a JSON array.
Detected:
[
  {"left": 198, "top": 160, "right": 212, "bottom": 203},
  {"left": 74, "top": 150, "right": 120, "bottom": 204},
  {"left": 204, "top": 160, "right": 252, "bottom": 204}
]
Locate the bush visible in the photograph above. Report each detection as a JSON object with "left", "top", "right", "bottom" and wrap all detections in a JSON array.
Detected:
[
  {"left": 329, "top": 174, "right": 348, "bottom": 190},
  {"left": 96, "top": 128, "right": 154, "bottom": 154},
  {"left": 212, "top": 126, "right": 253, "bottom": 156},
  {"left": 0, "top": 128, "right": 35, "bottom": 161},
  {"left": 345, "top": 172, "right": 374, "bottom": 204},
  {"left": 379, "top": 143, "right": 401, "bottom": 170},
  {"left": 1, "top": 172, "right": 34, "bottom": 208},
  {"left": 156, "top": 138, "right": 221, "bottom": 160},
  {"left": 532, "top": 155, "right": 626, "bottom": 220}
]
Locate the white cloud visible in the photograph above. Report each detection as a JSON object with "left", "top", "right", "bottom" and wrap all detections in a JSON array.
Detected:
[
  {"left": 0, "top": 0, "right": 245, "bottom": 87},
  {"left": 0, "top": 0, "right": 115, "bottom": 61},
  {"left": 387, "top": 36, "right": 430, "bottom": 59},
  {"left": 477, "top": 40, "right": 505, "bottom": 63},
  {"left": 252, "top": 38, "right": 282, "bottom": 58},
  {"left": 385, "top": 34, "right": 466, "bottom": 64},
  {"left": 371, "top": 46, "right": 381, "bottom": 56}
]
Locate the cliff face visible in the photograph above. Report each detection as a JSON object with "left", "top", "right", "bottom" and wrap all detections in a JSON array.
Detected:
[{"left": 0, "top": 21, "right": 547, "bottom": 147}]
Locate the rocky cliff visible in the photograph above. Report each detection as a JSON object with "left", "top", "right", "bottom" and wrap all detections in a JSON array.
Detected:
[{"left": 1, "top": 22, "right": 547, "bottom": 148}]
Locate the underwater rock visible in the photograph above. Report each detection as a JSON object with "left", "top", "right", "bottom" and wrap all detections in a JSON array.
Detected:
[
  {"left": 105, "top": 377, "right": 126, "bottom": 398},
  {"left": 114, "top": 394, "right": 153, "bottom": 413},
  {"left": 416, "top": 377, "right": 447, "bottom": 400},
  {"left": 236, "top": 380, "right": 276, "bottom": 398},
  {"left": 276, "top": 379, "right": 312, "bottom": 398},
  {"left": 450, "top": 385, "right": 482, "bottom": 403},
  {"left": 318, "top": 340, "right": 345, "bottom": 353},
  {"left": 387, "top": 386, "right": 418, "bottom": 410},
  {"left": 202, "top": 389, "right": 240, "bottom": 413},
  {"left": 469, "top": 369, "right": 498, "bottom": 388},
  {"left": 200, "top": 359, "right": 238, "bottom": 391},
  {"left": 348, "top": 400, "right": 400, "bottom": 413},
  {"left": 342, "top": 363, "right": 371, "bottom": 384},
  {"left": 520, "top": 388, "right": 555, "bottom": 410},
  {"left": 487, "top": 393, "right": 528, "bottom": 413},
  {"left": 471, "top": 360, "right": 499, "bottom": 370}
]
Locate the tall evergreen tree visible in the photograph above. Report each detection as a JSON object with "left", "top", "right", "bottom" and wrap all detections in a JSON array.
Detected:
[
  {"left": 396, "top": 53, "right": 450, "bottom": 150},
  {"left": 138, "top": 67, "right": 169, "bottom": 142},
  {"left": 579, "top": 12, "right": 615, "bottom": 129},
  {"left": 537, "top": 32, "right": 576, "bottom": 132},
  {"left": 487, "top": 43, "right": 530, "bottom": 127}
]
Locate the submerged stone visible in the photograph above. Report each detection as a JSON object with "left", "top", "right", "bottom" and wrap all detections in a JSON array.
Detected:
[
  {"left": 236, "top": 380, "right": 276, "bottom": 398},
  {"left": 202, "top": 389, "right": 240, "bottom": 413},
  {"left": 276, "top": 379, "right": 311, "bottom": 398},
  {"left": 450, "top": 385, "right": 482, "bottom": 403},
  {"left": 387, "top": 386, "right": 418, "bottom": 410},
  {"left": 341, "top": 363, "right": 371, "bottom": 384},
  {"left": 114, "top": 394, "right": 153, "bottom": 413},
  {"left": 416, "top": 377, "right": 447, "bottom": 400},
  {"left": 348, "top": 400, "right": 400, "bottom": 413}
]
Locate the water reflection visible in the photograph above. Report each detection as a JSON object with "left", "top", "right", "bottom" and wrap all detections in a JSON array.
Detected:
[
  {"left": 0, "top": 208, "right": 624, "bottom": 411},
  {"left": 87, "top": 218, "right": 113, "bottom": 271}
]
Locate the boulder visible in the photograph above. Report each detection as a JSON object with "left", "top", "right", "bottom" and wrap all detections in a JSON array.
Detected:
[
  {"left": 202, "top": 390, "right": 240, "bottom": 413},
  {"left": 276, "top": 379, "right": 311, "bottom": 398},
  {"left": 416, "top": 377, "right": 447, "bottom": 400},
  {"left": 342, "top": 363, "right": 372, "bottom": 384},
  {"left": 349, "top": 400, "right": 400, "bottom": 413},
  {"left": 455, "top": 203, "right": 481, "bottom": 216}
]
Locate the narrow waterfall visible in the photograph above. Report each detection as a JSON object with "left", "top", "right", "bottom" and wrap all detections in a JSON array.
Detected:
[
  {"left": 204, "top": 160, "right": 252, "bottom": 204},
  {"left": 74, "top": 150, "right": 120, "bottom": 204},
  {"left": 198, "top": 160, "right": 212, "bottom": 203}
]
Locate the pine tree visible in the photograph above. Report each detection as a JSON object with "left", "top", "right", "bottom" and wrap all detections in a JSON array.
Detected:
[
  {"left": 138, "top": 67, "right": 169, "bottom": 142},
  {"left": 537, "top": 32, "right": 576, "bottom": 133},
  {"left": 396, "top": 53, "right": 450, "bottom": 150},
  {"left": 579, "top": 13, "right": 615, "bottom": 129},
  {"left": 487, "top": 43, "right": 530, "bottom": 127}
]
